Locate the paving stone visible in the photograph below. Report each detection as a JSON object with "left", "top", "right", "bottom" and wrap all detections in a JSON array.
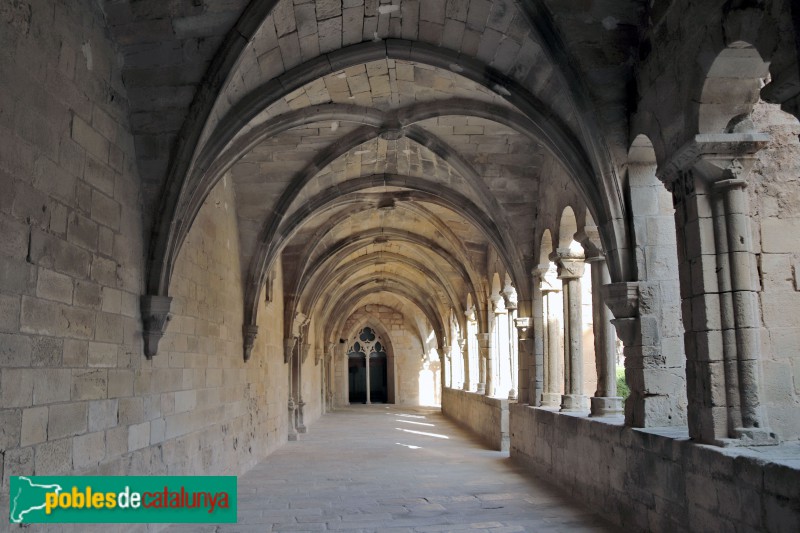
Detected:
[{"left": 164, "top": 406, "right": 613, "bottom": 532}]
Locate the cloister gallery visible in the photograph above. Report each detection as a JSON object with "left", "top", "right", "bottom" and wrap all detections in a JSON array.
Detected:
[{"left": 1, "top": 0, "right": 800, "bottom": 531}]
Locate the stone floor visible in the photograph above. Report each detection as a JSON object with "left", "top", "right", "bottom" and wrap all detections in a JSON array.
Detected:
[{"left": 165, "top": 405, "right": 615, "bottom": 532}]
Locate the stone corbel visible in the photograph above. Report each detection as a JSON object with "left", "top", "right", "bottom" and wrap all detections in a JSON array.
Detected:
[
  {"left": 284, "top": 337, "right": 297, "bottom": 364},
  {"left": 242, "top": 324, "right": 258, "bottom": 362},
  {"left": 141, "top": 295, "right": 172, "bottom": 359},
  {"left": 601, "top": 282, "right": 640, "bottom": 345}
]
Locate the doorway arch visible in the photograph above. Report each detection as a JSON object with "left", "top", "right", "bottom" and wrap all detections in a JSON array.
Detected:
[{"left": 347, "top": 327, "right": 390, "bottom": 404}]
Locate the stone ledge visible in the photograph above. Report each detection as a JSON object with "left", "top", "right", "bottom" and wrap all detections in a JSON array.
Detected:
[
  {"left": 509, "top": 404, "right": 800, "bottom": 532},
  {"left": 441, "top": 388, "right": 509, "bottom": 451}
]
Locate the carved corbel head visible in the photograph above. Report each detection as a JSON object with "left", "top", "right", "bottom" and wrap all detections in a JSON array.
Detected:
[
  {"left": 141, "top": 295, "right": 172, "bottom": 359},
  {"left": 242, "top": 324, "right": 258, "bottom": 362}
]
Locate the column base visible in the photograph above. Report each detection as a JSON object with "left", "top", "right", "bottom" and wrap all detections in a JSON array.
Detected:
[
  {"left": 715, "top": 427, "right": 779, "bottom": 447},
  {"left": 508, "top": 389, "right": 517, "bottom": 401},
  {"left": 590, "top": 396, "right": 624, "bottom": 417},
  {"left": 541, "top": 392, "right": 561, "bottom": 407},
  {"left": 476, "top": 383, "right": 486, "bottom": 395},
  {"left": 560, "top": 394, "right": 587, "bottom": 412},
  {"left": 297, "top": 425, "right": 307, "bottom": 434}
]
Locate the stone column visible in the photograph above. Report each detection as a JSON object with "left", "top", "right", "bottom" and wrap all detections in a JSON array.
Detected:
[
  {"left": 297, "top": 343, "right": 308, "bottom": 433},
  {"left": 476, "top": 333, "right": 490, "bottom": 395},
  {"left": 659, "top": 136, "right": 776, "bottom": 445},
  {"left": 553, "top": 249, "right": 586, "bottom": 412},
  {"left": 286, "top": 338, "right": 298, "bottom": 442},
  {"left": 443, "top": 345, "right": 453, "bottom": 390},
  {"left": 529, "top": 266, "right": 549, "bottom": 407},
  {"left": 459, "top": 337, "right": 470, "bottom": 392},
  {"left": 503, "top": 275, "right": 519, "bottom": 401},
  {"left": 541, "top": 264, "right": 562, "bottom": 407},
  {"left": 489, "top": 291, "right": 505, "bottom": 398},
  {"left": 365, "top": 350, "right": 371, "bottom": 405},
  {"left": 585, "top": 253, "right": 623, "bottom": 417},
  {"left": 514, "top": 316, "right": 534, "bottom": 403}
]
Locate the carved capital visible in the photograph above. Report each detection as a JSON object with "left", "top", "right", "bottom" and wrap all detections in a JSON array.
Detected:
[
  {"left": 575, "top": 225, "right": 603, "bottom": 261},
  {"left": 502, "top": 274, "right": 518, "bottom": 310},
  {"left": 552, "top": 248, "right": 585, "bottom": 280},
  {"left": 514, "top": 317, "right": 533, "bottom": 340},
  {"left": 284, "top": 337, "right": 297, "bottom": 364},
  {"left": 242, "top": 324, "right": 258, "bottom": 362},
  {"left": 657, "top": 133, "right": 769, "bottom": 186},
  {"left": 457, "top": 337, "right": 466, "bottom": 351},
  {"left": 141, "top": 295, "right": 172, "bottom": 359},
  {"left": 315, "top": 349, "right": 323, "bottom": 366}
]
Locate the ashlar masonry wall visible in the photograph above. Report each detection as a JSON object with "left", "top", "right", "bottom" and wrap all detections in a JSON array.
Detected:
[{"left": 510, "top": 405, "right": 800, "bottom": 532}]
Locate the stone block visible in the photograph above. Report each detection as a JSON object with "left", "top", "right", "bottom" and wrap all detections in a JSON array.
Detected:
[
  {"left": 105, "top": 425, "right": 128, "bottom": 458},
  {"left": 71, "top": 369, "right": 108, "bottom": 400},
  {"left": 49, "top": 402, "right": 87, "bottom": 440},
  {"left": 35, "top": 438, "right": 73, "bottom": 474},
  {"left": 73, "top": 431, "right": 106, "bottom": 469},
  {"left": 94, "top": 312, "right": 123, "bottom": 343},
  {"left": 128, "top": 421, "right": 150, "bottom": 451},
  {"left": 66, "top": 211, "right": 98, "bottom": 251},
  {"left": 150, "top": 417, "right": 166, "bottom": 445},
  {"left": 0, "top": 212, "right": 28, "bottom": 259},
  {"left": 119, "top": 397, "right": 144, "bottom": 425},
  {"left": 0, "top": 408, "right": 21, "bottom": 450},
  {"left": 74, "top": 280, "right": 102, "bottom": 308},
  {"left": 31, "top": 335, "right": 63, "bottom": 366},
  {"left": 91, "top": 189, "right": 120, "bottom": 230},
  {"left": 0, "top": 332, "right": 32, "bottom": 366},
  {"left": 63, "top": 338, "right": 88, "bottom": 366},
  {"left": 88, "top": 399, "right": 118, "bottom": 432},
  {"left": 0, "top": 293, "right": 20, "bottom": 333},
  {"left": 21, "top": 406, "right": 48, "bottom": 446},
  {"left": 33, "top": 369, "right": 72, "bottom": 404},
  {"left": 28, "top": 228, "right": 91, "bottom": 279},
  {"left": 1, "top": 368, "right": 34, "bottom": 407},
  {"left": 4, "top": 446, "right": 34, "bottom": 487},
  {"left": 72, "top": 114, "right": 108, "bottom": 162},
  {"left": 108, "top": 369, "right": 134, "bottom": 398},
  {"left": 90, "top": 256, "right": 119, "bottom": 287}
]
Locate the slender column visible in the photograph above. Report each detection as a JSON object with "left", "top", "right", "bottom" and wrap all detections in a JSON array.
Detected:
[
  {"left": 716, "top": 178, "right": 771, "bottom": 438},
  {"left": 540, "top": 265, "right": 562, "bottom": 407},
  {"left": 489, "top": 292, "right": 504, "bottom": 397},
  {"left": 529, "top": 266, "right": 548, "bottom": 407},
  {"left": 286, "top": 339, "right": 298, "bottom": 441},
  {"left": 586, "top": 255, "right": 623, "bottom": 417},
  {"left": 514, "top": 316, "right": 534, "bottom": 403},
  {"left": 365, "top": 351, "right": 371, "bottom": 405},
  {"left": 503, "top": 276, "right": 519, "bottom": 401},
  {"left": 476, "top": 333, "right": 490, "bottom": 395},
  {"left": 297, "top": 343, "right": 308, "bottom": 433},
  {"left": 554, "top": 249, "right": 586, "bottom": 412},
  {"left": 459, "top": 337, "right": 470, "bottom": 391},
  {"left": 444, "top": 346, "right": 453, "bottom": 390}
]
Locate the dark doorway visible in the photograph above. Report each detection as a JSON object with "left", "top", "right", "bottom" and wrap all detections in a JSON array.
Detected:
[
  {"left": 369, "top": 354, "right": 388, "bottom": 403},
  {"left": 348, "top": 355, "right": 367, "bottom": 404},
  {"left": 347, "top": 327, "right": 391, "bottom": 404}
]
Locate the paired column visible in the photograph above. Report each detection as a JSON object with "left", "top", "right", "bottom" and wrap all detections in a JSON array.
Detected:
[
  {"left": 659, "top": 136, "right": 776, "bottom": 445},
  {"left": 459, "top": 337, "right": 470, "bottom": 392},
  {"left": 285, "top": 338, "right": 298, "bottom": 441},
  {"left": 553, "top": 249, "right": 586, "bottom": 412},
  {"left": 476, "top": 333, "right": 490, "bottom": 395},
  {"left": 540, "top": 265, "right": 562, "bottom": 407},
  {"left": 576, "top": 225, "right": 625, "bottom": 418},
  {"left": 296, "top": 343, "right": 308, "bottom": 433},
  {"left": 503, "top": 276, "right": 519, "bottom": 401}
]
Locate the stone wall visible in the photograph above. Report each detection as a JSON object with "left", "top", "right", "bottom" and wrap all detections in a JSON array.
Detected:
[
  {"left": 442, "top": 388, "right": 509, "bottom": 451},
  {"left": 0, "top": 0, "right": 291, "bottom": 519},
  {"left": 510, "top": 404, "right": 800, "bottom": 532}
]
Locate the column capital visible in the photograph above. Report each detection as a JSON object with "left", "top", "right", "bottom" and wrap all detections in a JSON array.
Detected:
[
  {"left": 531, "top": 264, "right": 549, "bottom": 279},
  {"left": 457, "top": 337, "right": 466, "bottom": 350},
  {"left": 657, "top": 133, "right": 769, "bottom": 186},
  {"left": 502, "top": 273, "right": 518, "bottom": 310},
  {"left": 490, "top": 293, "right": 506, "bottom": 314},
  {"left": 514, "top": 317, "right": 533, "bottom": 340},
  {"left": 575, "top": 225, "right": 603, "bottom": 261},
  {"left": 551, "top": 248, "right": 585, "bottom": 279}
]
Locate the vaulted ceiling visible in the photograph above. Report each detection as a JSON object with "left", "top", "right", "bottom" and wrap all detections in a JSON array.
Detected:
[{"left": 104, "top": 0, "right": 647, "bottom": 352}]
